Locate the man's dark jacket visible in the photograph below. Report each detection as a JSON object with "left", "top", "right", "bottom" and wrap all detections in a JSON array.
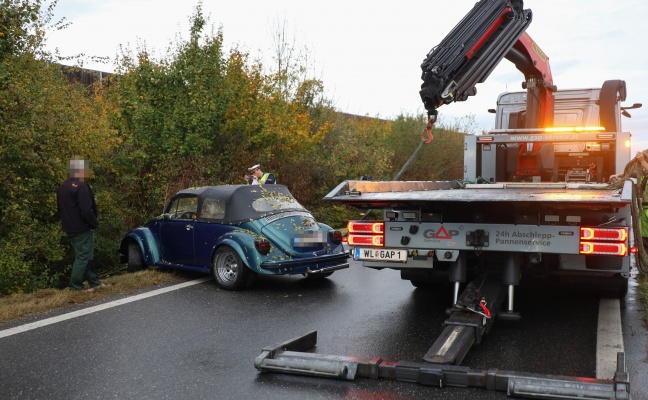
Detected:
[{"left": 57, "top": 178, "right": 98, "bottom": 233}]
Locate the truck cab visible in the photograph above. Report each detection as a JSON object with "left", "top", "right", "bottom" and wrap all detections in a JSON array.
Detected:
[{"left": 465, "top": 83, "right": 632, "bottom": 183}]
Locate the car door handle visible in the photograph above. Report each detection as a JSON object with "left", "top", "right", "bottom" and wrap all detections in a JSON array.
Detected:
[{"left": 185, "top": 225, "right": 193, "bottom": 230}]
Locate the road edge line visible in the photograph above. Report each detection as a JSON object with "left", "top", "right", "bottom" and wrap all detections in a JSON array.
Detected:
[
  {"left": 0, "top": 277, "right": 212, "bottom": 340},
  {"left": 596, "top": 297, "right": 624, "bottom": 379}
]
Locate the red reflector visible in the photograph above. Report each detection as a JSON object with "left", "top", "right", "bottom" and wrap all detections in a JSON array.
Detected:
[
  {"left": 347, "top": 234, "right": 384, "bottom": 247},
  {"left": 580, "top": 227, "right": 627, "bottom": 241},
  {"left": 347, "top": 221, "right": 384, "bottom": 234},
  {"left": 579, "top": 242, "right": 627, "bottom": 256}
]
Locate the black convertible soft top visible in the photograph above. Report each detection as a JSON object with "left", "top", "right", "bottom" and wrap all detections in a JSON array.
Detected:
[{"left": 175, "top": 184, "right": 308, "bottom": 224}]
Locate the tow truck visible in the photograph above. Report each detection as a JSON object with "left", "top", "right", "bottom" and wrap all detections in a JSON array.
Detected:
[{"left": 255, "top": 1, "right": 641, "bottom": 398}]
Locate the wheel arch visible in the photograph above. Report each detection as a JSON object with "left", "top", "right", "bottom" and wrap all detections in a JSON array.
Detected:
[
  {"left": 211, "top": 236, "right": 259, "bottom": 272},
  {"left": 120, "top": 228, "right": 160, "bottom": 267}
]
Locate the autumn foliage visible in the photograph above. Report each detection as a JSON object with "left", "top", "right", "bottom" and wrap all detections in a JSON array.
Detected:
[{"left": 0, "top": 1, "right": 465, "bottom": 294}]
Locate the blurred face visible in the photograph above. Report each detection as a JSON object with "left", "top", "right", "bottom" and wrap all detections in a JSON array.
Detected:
[
  {"left": 69, "top": 158, "right": 89, "bottom": 181},
  {"left": 251, "top": 168, "right": 262, "bottom": 178}
]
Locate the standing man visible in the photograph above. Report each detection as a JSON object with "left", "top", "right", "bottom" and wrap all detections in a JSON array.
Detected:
[
  {"left": 245, "top": 164, "right": 276, "bottom": 185},
  {"left": 57, "top": 157, "right": 105, "bottom": 292}
]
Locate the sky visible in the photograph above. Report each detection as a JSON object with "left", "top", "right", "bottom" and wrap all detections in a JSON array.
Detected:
[{"left": 46, "top": 0, "right": 648, "bottom": 153}]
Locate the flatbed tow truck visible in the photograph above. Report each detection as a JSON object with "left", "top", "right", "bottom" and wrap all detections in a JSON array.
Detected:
[{"left": 254, "top": 1, "right": 642, "bottom": 398}]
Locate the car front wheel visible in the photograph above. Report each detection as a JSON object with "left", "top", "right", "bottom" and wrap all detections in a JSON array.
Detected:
[
  {"left": 127, "top": 242, "right": 144, "bottom": 272},
  {"left": 212, "top": 247, "right": 253, "bottom": 290}
]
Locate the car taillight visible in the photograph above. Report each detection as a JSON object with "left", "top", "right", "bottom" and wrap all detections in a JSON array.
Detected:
[
  {"left": 347, "top": 221, "right": 384, "bottom": 247},
  {"left": 329, "top": 230, "right": 343, "bottom": 245},
  {"left": 254, "top": 238, "right": 271, "bottom": 255},
  {"left": 579, "top": 227, "right": 628, "bottom": 256}
]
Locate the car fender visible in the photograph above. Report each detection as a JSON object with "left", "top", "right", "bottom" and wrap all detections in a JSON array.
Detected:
[
  {"left": 121, "top": 227, "right": 161, "bottom": 267},
  {"left": 213, "top": 232, "right": 264, "bottom": 272},
  {"left": 317, "top": 222, "right": 345, "bottom": 253}
]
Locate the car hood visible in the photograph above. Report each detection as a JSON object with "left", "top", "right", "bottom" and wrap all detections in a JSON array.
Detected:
[{"left": 260, "top": 212, "right": 332, "bottom": 256}]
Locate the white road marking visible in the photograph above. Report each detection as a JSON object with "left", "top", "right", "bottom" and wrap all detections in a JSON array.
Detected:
[
  {"left": 0, "top": 277, "right": 212, "bottom": 339},
  {"left": 596, "top": 298, "right": 624, "bottom": 379}
]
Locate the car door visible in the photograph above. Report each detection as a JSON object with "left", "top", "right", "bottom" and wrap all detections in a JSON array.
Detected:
[
  {"left": 160, "top": 195, "right": 198, "bottom": 265},
  {"left": 193, "top": 197, "right": 229, "bottom": 267}
]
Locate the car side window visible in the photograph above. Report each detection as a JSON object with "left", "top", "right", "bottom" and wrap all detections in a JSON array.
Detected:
[
  {"left": 200, "top": 198, "right": 226, "bottom": 220},
  {"left": 168, "top": 195, "right": 199, "bottom": 220}
]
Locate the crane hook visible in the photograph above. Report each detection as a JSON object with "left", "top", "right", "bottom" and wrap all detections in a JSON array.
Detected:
[{"left": 421, "top": 115, "right": 436, "bottom": 144}]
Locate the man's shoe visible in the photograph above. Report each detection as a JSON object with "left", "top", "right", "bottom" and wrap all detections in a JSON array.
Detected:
[
  {"left": 96, "top": 283, "right": 110, "bottom": 289},
  {"left": 84, "top": 287, "right": 96, "bottom": 293}
]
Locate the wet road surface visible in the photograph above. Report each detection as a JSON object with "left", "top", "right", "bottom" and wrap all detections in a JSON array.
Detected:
[{"left": 0, "top": 259, "right": 645, "bottom": 399}]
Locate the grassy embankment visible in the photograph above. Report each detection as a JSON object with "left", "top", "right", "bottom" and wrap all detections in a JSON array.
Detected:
[{"left": 0, "top": 270, "right": 181, "bottom": 324}]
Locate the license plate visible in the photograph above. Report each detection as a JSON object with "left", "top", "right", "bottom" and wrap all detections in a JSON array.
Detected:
[
  {"left": 354, "top": 247, "right": 408, "bottom": 262},
  {"left": 293, "top": 232, "right": 325, "bottom": 247}
]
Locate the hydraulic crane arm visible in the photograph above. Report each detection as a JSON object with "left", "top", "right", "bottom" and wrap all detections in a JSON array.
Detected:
[{"left": 420, "top": 0, "right": 555, "bottom": 128}]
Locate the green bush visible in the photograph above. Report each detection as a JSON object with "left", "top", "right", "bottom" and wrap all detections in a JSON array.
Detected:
[{"left": 0, "top": 251, "right": 32, "bottom": 295}]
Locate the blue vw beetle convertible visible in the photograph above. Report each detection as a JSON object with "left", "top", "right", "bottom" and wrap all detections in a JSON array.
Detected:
[{"left": 118, "top": 185, "right": 349, "bottom": 290}]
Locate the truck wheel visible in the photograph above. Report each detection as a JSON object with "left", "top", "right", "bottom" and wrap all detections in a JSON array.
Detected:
[
  {"left": 212, "top": 247, "right": 253, "bottom": 290},
  {"left": 611, "top": 275, "right": 629, "bottom": 299},
  {"left": 127, "top": 242, "right": 144, "bottom": 272},
  {"left": 410, "top": 280, "right": 436, "bottom": 290},
  {"left": 617, "top": 279, "right": 628, "bottom": 298}
]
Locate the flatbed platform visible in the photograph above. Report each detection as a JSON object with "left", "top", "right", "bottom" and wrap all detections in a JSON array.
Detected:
[{"left": 324, "top": 180, "right": 633, "bottom": 206}]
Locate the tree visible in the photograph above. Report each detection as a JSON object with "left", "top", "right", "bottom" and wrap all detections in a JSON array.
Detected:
[{"left": 0, "top": 0, "right": 118, "bottom": 293}]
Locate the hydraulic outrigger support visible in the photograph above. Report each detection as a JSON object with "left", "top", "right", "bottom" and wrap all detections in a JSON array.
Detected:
[{"left": 254, "top": 274, "right": 631, "bottom": 399}]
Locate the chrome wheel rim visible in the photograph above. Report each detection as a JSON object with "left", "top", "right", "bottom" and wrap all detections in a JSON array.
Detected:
[{"left": 215, "top": 251, "right": 238, "bottom": 283}]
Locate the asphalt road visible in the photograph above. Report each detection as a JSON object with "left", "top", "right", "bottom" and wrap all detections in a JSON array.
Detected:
[{"left": 0, "top": 259, "right": 646, "bottom": 400}]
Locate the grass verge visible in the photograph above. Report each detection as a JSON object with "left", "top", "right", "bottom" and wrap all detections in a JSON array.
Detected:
[{"left": 0, "top": 269, "right": 183, "bottom": 325}]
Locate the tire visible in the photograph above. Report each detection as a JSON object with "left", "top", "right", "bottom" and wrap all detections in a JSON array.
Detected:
[
  {"left": 606, "top": 275, "right": 629, "bottom": 299},
  {"left": 212, "top": 247, "right": 253, "bottom": 290},
  {"left": 305, "top": 271, "right": 333, "bottom": 280},
  {"left": 410, "top": 280, "right": 435, "bottom": 290},
  {"left": 616, "top": 279, "right": 629, "bottom": 298},
  {"left": 127, "top": 242, "right": 144, "bottom": 272}
]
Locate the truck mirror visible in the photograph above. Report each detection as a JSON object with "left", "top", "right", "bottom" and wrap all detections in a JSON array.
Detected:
[{"left": 621, "top": 103, "right": 642, "bottom": 110}]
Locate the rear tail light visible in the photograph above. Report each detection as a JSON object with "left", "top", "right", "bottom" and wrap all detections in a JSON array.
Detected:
[
  {"left": 329, "top": 230, "right": 343, "bottom": 245},
  {"left": 579, "top": 227, "right": 628, "bottom": 256},
  {"left": 347, "top": 221, "right": 385, "bottom": 247},
  {"left": 254, "top": 238, "right": 271, "bottom": 255},
  {"left": 580, "top": 242, "right": 627, "bottom": 256},
  {"left": 347, "top": 235, "right": 384, "bottom": 247},
  {"left": 347, "top": 221, "right": 384, "bottom": 234},
  {"left": 580, "top": 227, "right": 627, "bottom": 241}
]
